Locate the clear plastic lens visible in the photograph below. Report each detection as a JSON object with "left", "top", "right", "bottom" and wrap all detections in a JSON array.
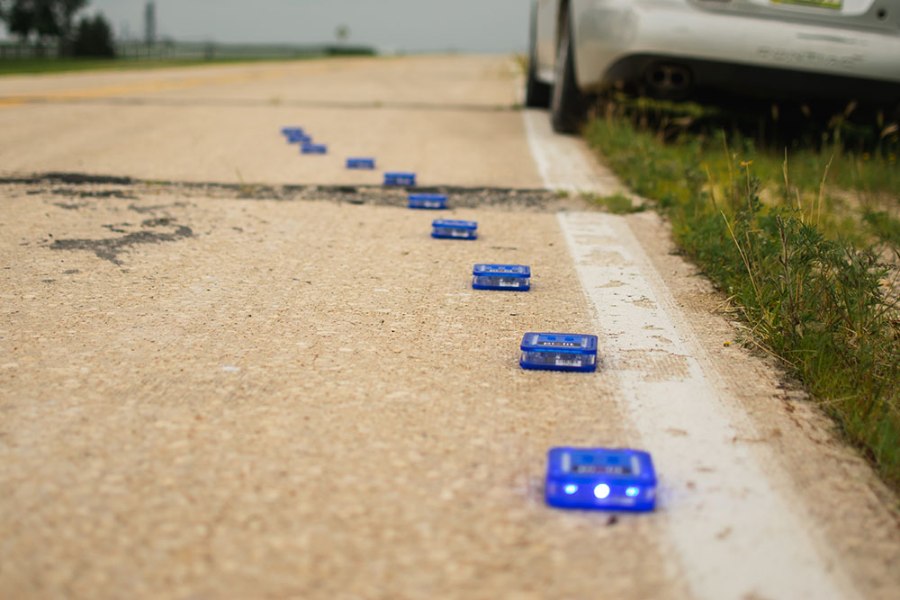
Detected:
[
  {"left": 433, "top": 227, "right": 476, "bottom": 239},
  {"left": 409, "top": 195, "right": 447, "bottom": 209},
  {"left": 473, "top": 276, "right": 529, "bottom": 289},
  {"left": 522, "top": 351, "right": 591, "bottom": 368}
]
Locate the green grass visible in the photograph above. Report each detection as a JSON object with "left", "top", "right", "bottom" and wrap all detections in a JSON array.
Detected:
[
  {"left": 585, "top": 111, "right": 900, "bottom": 490},
  {"left": 0, "top": 54, "right": 351, "bottom": 77},
  {"left": 863, "top": 209, "right": 900, "bottom": 248},
  {"left": 584, "top": 192, "right": 645, "bottom": 214}
]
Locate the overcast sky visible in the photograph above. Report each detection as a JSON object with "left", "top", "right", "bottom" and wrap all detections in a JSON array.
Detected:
[{"left": 8, "top": 0, "right": 528, "bottom": 53}]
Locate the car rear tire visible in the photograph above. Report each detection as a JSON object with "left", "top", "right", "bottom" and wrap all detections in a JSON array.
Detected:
[
  {"left": 525, "top": 6, "right": 551, "bottom": 108},
  {"left": 550, "top": 12, "right": 587, "bottom": 134},
  {"left": 525, "top": 58, "right": 552, "bottom": 108}
]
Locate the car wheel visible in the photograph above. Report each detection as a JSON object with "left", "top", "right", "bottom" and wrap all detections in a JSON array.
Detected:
[
  {"left": 525, "top": 57, "right": 551, "bottom": 109},
  {"left": 524, "top": 6, "right": 551, "bottom": 108},
  {"left": 550, "top": 11, "right": 586, "bottom": 134}
]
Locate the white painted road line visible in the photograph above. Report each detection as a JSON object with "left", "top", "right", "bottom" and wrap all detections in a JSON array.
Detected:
[
  {"left": 558, "top": 212, "right": 856, "bottom": 600},
  {"left": 522, "top": 107, "right": 857, "bottom": 599},
  {"left": 522, "top": 109, "right": 623, "bottom": 194}
]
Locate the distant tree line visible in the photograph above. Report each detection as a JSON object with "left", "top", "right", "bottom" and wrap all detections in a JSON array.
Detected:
[{"left": 0, "top": 0, "right": 114, "bottom": 57}]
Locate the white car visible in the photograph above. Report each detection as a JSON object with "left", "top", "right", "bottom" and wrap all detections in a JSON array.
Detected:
[{"left": 526, "top": 0, "right": 900, "bottom": 132}]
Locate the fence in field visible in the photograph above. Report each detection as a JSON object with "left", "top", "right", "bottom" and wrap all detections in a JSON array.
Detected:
[
  {"left": 0, "top": 40, "right": 375, "bottom": 61},
  {"left": 0, "top": 41, "right": 59, "bottom": 59}
]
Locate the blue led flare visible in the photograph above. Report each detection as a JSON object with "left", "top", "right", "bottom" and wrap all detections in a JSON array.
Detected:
[
  {"left": 519, "top": 332, "right": 598, "bottom": 372},
  {"left": 346, "top": 157, "right": 376, "bottom": 169},
  {"left": 408, "top": 193, "right": 448, "bottom": 210},
  {"left": 545, "top": 448, "right": 657, "bottom": 512},
  {"left": 301, "top": 143, "right": 328, "bottom": 155},
  {"left": 384, "top": 172, "right": 417, "bottom": 187},
  {"left": 281, "top": 127, "right": 310, "bottom": 144},
  {"left": 472, "top": 264, "right": 531, "bottom": 291},
  {"left": 431, "top": 219, "right": 477, "bottom": 240}
]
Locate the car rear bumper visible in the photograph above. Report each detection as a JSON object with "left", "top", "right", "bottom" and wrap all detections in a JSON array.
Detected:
[
  {"left": 604, "top": 53, "right": 900, "bottom": 104},
  {"left": 571, "top": 0, "right": 900, "bottom": 97}
]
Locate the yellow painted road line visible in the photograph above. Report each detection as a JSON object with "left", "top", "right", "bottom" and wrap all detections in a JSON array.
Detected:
[
  {"left": 0, "top": 64, "right": 322, "bottom": 109},
  {"left": 0, "top": 97, "right": 27, "bottom": 108}
]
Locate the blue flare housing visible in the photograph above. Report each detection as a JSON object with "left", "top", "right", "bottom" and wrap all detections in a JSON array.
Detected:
[{"left": 545, "top": 447, "right": 657, "bottom": 512}]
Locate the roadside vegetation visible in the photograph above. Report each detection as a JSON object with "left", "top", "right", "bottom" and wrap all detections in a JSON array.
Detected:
[
  {"left": 0, "top": 0, "right": 115, "bottom": 58},
  {"left": 586, "top": 192, "right": 645, "bottom": 215},
  {"left": 0, "top": 1, "right": 376, "bottom": 77},
  {"left": 0, "top": 45, "right": 377, "bottom": 77},
  {"left": 0, "top": 55, "right": 330, "bottom": 77},
  {"left": 584, "top": 97, "right": 899, "bottom": 489}
]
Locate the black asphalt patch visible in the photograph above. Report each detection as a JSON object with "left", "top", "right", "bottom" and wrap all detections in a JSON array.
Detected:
[
  {"left": 0, "top": 172, "right": 135, "bottom": 186},
  {"left": 51, "top": 187, "right": 137, "bottom": 200},
  {"left": 1, "top": 172, "right": 567, "bottom": 211},
  {"left": 4, "top": 170, "right": 586, "bottom": 265},
  {"left": 49, "top": 218, "right": 194, "bottom": 265}
]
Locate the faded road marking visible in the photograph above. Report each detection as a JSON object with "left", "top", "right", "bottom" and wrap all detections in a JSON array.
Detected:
[
  {"left": 0, "top": 66, "right": 301, "bottom": 109},
  {"left": 522, "top": 109, "right": 623, "bottom": 194},
  {"left": 0, "top": 97, "right": 26, "bottom": 108}
]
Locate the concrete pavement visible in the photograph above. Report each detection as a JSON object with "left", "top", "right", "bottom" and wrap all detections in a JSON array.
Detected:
[{"left": 0, "top": 56, "right": 541, "bottom": 188}]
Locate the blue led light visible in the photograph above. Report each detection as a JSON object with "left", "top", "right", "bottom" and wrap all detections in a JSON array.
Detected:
[
  {"left": 545, "top": 447, "right": 657, "bottom": 512},
  {"left": 593, "top": 484, "right": 611, "bottom": 500}
]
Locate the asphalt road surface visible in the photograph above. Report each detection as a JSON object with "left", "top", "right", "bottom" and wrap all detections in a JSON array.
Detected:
[{"left": 1, "top": 56, "right": 898, "bottom": 600}]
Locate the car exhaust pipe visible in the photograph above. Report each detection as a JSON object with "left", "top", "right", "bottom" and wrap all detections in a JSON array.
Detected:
[{"left": 645, "top": 63, "right": 692, "bottom": 96}]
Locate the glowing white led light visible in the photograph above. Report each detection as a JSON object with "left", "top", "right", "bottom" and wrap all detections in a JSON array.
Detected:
[
  {"left": 626, "top": 486, "right": 640, "bottom": 498},
  {"left": 564, "top": 484, "right": 578, "bottom": 495},
  {"left": 593, "top": 484, "right": 611, "bottom": 500}
]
